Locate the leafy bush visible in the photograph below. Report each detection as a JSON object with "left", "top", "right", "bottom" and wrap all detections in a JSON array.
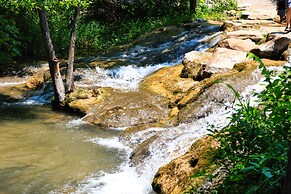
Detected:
[
  {"left": 208, "top": 54, "right": 291, "bottom": 193},
  {"left": 0, "top": 14, "right": 20, "bottom": 65},
  {"left": 85, "top": 0, "right": 188, "bottom": 23},
  {"left": 195, "top": 0, "right": 237, "bottom": 20},
  {"left": 77, "top": 13, "right": 192, "bottom": 52}
]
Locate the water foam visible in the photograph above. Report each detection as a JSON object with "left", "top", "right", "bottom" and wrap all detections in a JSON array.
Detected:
[
  {"left": 75, "top": 63, "right": 175, "bottom": 90},
  {"left": 73, "top": 66, "right": 280, "bottom": 194},
  {"left": 89, "top": 137, "right": 128, "bottom": 150},
  {"left": 0, "top": 81, "right": 27, "bottom": 87}
]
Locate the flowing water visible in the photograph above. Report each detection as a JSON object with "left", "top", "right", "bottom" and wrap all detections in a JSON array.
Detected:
[
  {"left": 0, "top": 105, "right": 124, "bottom": 194},
  {"left": 0, "top": 23, "right": 284, "bottom": 194}
]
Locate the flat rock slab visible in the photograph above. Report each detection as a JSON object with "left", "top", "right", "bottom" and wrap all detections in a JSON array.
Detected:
[
  {"left": 226, "top": 30, "right": 265, "bottom": 42},
  {"left": 208, "top": 48, "right": 249, "bottom": 69},
  {"left": 218, "top": 38, "right": 257, "bottom": 52}
]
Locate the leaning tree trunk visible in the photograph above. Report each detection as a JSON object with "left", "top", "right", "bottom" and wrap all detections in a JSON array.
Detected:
[
  {"left": 65, "top": 6, "right": 80, "bottom": 93},
  {"left": 190, "top": 0, "right": 197, "bottom": 14},
  {"left": 38, "top": 7, "right": 66, "bottom": 105}
]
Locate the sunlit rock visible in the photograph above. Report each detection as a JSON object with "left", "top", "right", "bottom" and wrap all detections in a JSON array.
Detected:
[
  {"left": 152, "top": 136, "right": 219, "bottom": 194},
  {"left": 208, "top": 47, "right": 249, "bottom": 69},
  {"left": 218, "top": 38, "right": 257, "bottom": 52},
  {"left": 181, "top": 51, "right": 212, "bottom": 80},
  {"left": 141, "top": 64, "right": 198, "bottom": 103},
  {"left": 250, "top": 37, "right": 290, "bottom": 60},
  {"left": 226, "top": 30, "right": 265, "bottom": 42}
]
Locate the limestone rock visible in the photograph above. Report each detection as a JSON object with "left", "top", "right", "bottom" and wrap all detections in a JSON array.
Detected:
[
  {"left": 226, "top": 30, "right": 265, "bottom": 42},
  {"left": 152, "top": 136, "right": 218, "bottom": 194},
  {"left": 208, "top": 48, "right": 249, "bottom": 69},
  {"left": 250, "top": 37, "right": 291, "bottom": 60},
  {"left": 82, "top": 90, "right": 171, "bottom": 127},
  {"left": 181, "top": 51, "right": 213, "bottom": 80},
  {"left": 218, "top": 38, "right": 257, "bottom": 52},
  {"left": 141, "top": 64, "right": 198, "bottom": 102}
]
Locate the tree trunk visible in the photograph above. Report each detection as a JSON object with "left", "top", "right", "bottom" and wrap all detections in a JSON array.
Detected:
[
  {"left": 65, "top": 6, "right": 80, "bottom": 93},
  {"left": 38, "top": 7, "right": 66, "bottom": 105},
  {"left": 190, "top": 0, "right": 197, "bottom": 14}
]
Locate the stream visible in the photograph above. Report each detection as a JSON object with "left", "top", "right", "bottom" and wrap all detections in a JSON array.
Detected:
[{"left": 0, "top": 22, "right": 282, "bottom": 193}]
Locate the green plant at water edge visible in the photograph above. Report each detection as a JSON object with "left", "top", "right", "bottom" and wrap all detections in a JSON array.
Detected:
[{"left": 207, "top": 54, "right": 291, "bottom": 193}]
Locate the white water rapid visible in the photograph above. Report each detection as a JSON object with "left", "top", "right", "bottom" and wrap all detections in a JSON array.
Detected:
[
  {"left": 72, "top": 66, "right": 286, "bottom": 194},
  {"left": 1, "top": 22, "right": 286, "bottom": 194}
]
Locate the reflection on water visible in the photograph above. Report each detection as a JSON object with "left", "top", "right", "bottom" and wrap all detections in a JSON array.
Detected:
[{"left": 0, "top": 105, "right": 123, "bottom": 194}]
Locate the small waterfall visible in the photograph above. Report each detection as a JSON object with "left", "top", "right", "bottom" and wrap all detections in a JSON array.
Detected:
[
  {"left": 72, "top": 65, "right": 285, "bottom": 194},
  {"left": 74, "top": 28, "right": 222, "bottom": 91},
  {"left": 4, "top": 21, "right": 286, "bottom": 193}
]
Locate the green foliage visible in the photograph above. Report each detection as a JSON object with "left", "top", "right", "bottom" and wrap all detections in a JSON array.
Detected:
[
  {"left": 207, "top": 54, "right": 291, "bottom": 193},
  {"left": 0, "top": 0, "right": 91, "bottom": 61},
  {"left": 0, "top": 15, "right": 20, "bottom": 65},
  {"left": 0, "top": 0, "right": 237, "bottom": 63},
  {"left": 85, "top": 0, "right": 188, "bottom": 23},
  {"left": 194, "top": 0, "right": 237, "bottom": 20},
  {"left": 77, "top": 13, "right": 192, "bottom": 52}
]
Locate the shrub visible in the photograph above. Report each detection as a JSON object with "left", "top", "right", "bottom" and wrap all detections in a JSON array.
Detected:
[
  {"left": 208, "top": 54, "right": 291, "bottom": 193},
  {"left": 0, "top": 14, "right": 20, "bottom": 65}
]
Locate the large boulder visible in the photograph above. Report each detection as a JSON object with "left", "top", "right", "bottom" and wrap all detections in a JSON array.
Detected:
[
  {"left": 181, "top": 48, "right": 250, "bottom": 80},
  {"left": 218, "top": 38, "right": 257, "bottom": 52},
  {"left": 181, "top": 51, "right": 213, "bottom": 80},
  {"left": 250, "top": 37, "right": 291, "bottom": 60},
  {"left": 81, "top": 90, "right": 171, "bottom": 127},
  {"left": 208, "top": 48, "right": 249, "bottom": 69}
]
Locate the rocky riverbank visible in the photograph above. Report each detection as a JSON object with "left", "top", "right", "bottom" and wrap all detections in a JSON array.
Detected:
[{"left": 0, "top": 0, "right": 289, "bottom": 193}]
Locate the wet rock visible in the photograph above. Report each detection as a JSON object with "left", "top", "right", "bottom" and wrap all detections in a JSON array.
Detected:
[
  {"left": 250, "top": 37, "right": 290, "bottom": 60},
  {"left": 0, "top": 72, "right": 46, "bottom": 103},
  {"left": 121, "top": 122, "right": 168, "bottom": 137},
  {"left": 66, "top": 87, "right": 107, "bottom": 114},
  {"left": 130, "top": 135, "right": 159, "bottom": 167},
  {"left": 177, "top": 58, "right": 283, "bottom": 124},
  {"left": 178, "top": 67, "right": 260, "bottom": 123},
  {"left": 177, "top": 70, "right": 237, "bottom": 109},
  {"left": 82, "top": 90, "right": 171, "bottom": 127},
  {"left": 152, "top": 136, "right": 219, "bottom": 194},
  {"left": 141, "top": 64, "right": 198, "bottom": 103}
]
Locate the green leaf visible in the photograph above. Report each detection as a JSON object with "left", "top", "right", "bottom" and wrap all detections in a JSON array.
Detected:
[
  {"left": 262, "top": 170, "right": 273, "bottom": 179},
  {"left": 242, "top": 166, "right": 256, "bottom": 171}
]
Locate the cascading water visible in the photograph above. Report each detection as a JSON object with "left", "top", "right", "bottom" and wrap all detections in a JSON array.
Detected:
[
  {"left": 0, "top": 21, "right": 285, "bottom": 194},
  {"left": 72, "top": 66, "right": 286, "bottom": 194}
]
